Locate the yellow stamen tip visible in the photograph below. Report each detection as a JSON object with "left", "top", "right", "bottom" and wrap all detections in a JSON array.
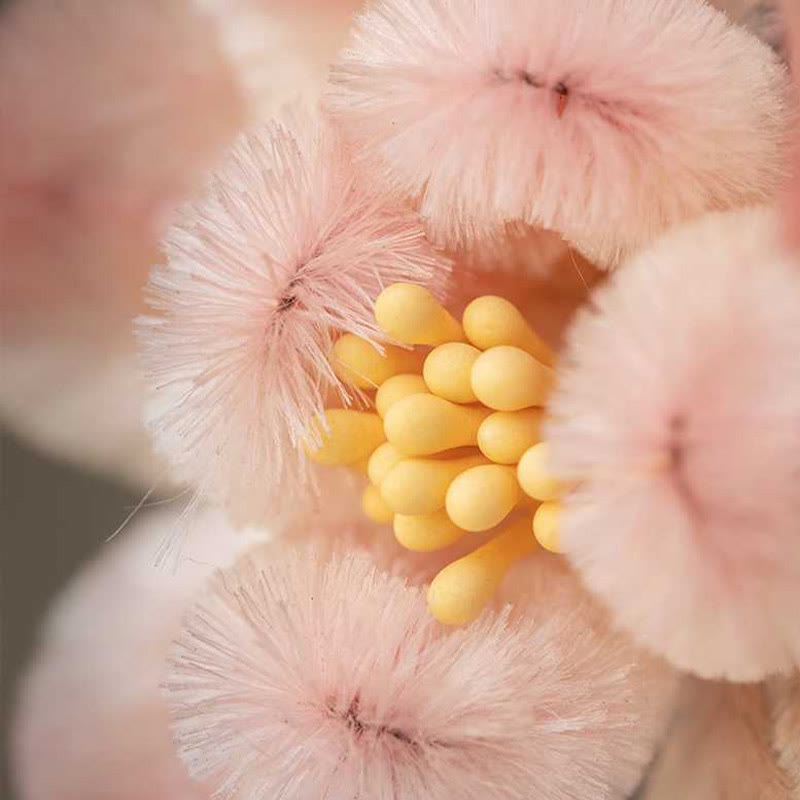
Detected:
[
  {"left": 471, "top": 346, "right": 554, "bottom": 412},
  {"left": 375, "top": 283, "right": 465, "bottom": 346},
  {"left": 304, "top": 409, "right": 385, "bottom": 466},
  {"left": 380, "top": 453, "right": 487, "bottom": 515},
  {"left": 445, "top": 464, "right": 520, "bottom": 532},
  {"left": 394, "top": 510, "right": 465, "bottom": 552},
  {"left": 477, "top": 409, "right": 543, "bottom": 464},
  {"left": 367, "top": 442, "right": 404, "bottom": 486},
  {"left": 332, "top": 334, "right": 423, "bottom": 390},
  {"left": 462, "top": 295, "right": 554, "bottom": 366},
  {"left": 375, "top": 373, "right": 428, "bottom": 418},
  {"left": 362, "top": 484, "right": 395, "bottom": 524},
  {"left": 427, "top": 517, "right": 537, "bottom": 626},
  {"left": 423, "top": 342, "right": 481, "bottom": 404},
  {"left": 383, "top": 393, "right": 491, "bottom": 456},
  {"left": 533, "top": 501, "right": 564, "bottom": 553},
  {"left": 517, "top": 442, "right": 562, "bottom": 502}
]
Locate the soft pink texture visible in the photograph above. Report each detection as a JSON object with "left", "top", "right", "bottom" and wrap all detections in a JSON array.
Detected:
[
  {"left": 548, "top": 206, "right": 800, "bottom": 680},
  {"left": 11, "top": 506, "right": 267, "bottom": 800},
  {"left": 138, "top": 111, "right": 450, "bottom": 523},
  {"left": 165, "top": 537, "right": 675, "bottom": 800},
  {"left": 326, "top": 0, "right": 791, "bottom": 265}
]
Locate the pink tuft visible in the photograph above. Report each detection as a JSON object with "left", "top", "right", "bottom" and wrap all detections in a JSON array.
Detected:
[
  {"left": 11, "top": 506, "right": 266, "bottom": 800},
  {"left": 138, "top": 111, "right": 450, "bottom": 522},
  {"left": 326, "top": 0, "right": 791, "bottom": 265},
  {"left": 549, "top": 206, "right": 800, "bottom": 680},
  {"left": 165, "top": 538, "right": 676, "bottom": 800}
]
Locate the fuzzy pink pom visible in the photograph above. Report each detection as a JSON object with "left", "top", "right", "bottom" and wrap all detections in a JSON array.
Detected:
[
  {"left": 326, "top": 0, "right": 791, "bottom": 264},
  {"left": 165, "top": 537, "right": 675, "bottom": 800},
  {"left": 138, "top": 112, "right": 449, "bottom": 522},
  {"left": 11, "top": 506, "right": 266, "bottom": 800},
  {"left": 548, "top": 206, "right": 800, "bottom": 680}
]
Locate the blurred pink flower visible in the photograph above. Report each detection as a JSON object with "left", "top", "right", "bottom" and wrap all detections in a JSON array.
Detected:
[
  {"left": 0, "top": 0, "right": 274, "bottom": 343},
  {"left": 11, "top": 506, "right": 268, "bottom": 800},
  {"left": 549, "top": 206, "right": 800, "bottom": 680},
  {"left": 0, "top": 0, "right": 363, "bottom": 485}
]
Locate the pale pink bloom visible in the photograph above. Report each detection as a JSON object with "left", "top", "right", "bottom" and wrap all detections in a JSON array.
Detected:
[
  {"left": 640, "top": 679, "right": 793, "bottom": 800},
  {"left": 0, "top": 0, "right": 277, "bottom": 344},
  {"left": 138, "top": 112, "right": 450, "bottom": 523},
  {"left": 548, "top": 206, "right": 800, "bottom": 680},
  {"left": 0, "top": 0, "right": 362, "bottom": 487},
  {"left": 11, "top": 506, "right": 267, "bottom": 800},
  {"left": 0, "top": 0, "right": 260, "bottom": 485},
  {"left": 165, "top": 538, "right": 675, "bottom": 800},
  {"left": 326, "top": 0, "right": 791, "bottom": 265}
]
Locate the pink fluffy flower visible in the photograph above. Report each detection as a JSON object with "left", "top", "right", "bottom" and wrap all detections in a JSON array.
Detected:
[
  {"left": 548, "top": 206, "right": 800, "bottom": 680},
  {"left": 0, "top": 0, "right": 342, "bottom": 487},
  {"left": 138, "top": 112, "right": 449, "bottom": 522},
  {"left": 0, "top": 0, "right": 366, "bottom": 488},
  {"left": 11, "top": 506, "right": 267, "bottom": 800},
  {"left": 326, "top": 0, "right": 791, "bottom": 265},
  {"left": 165, "top": 538, "right": 675, "bottom": 800}
]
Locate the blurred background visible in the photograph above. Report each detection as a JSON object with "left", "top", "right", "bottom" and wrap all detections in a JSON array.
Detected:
[{"left": 1, "top": 434, "right": 139, "bottom": 797}]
